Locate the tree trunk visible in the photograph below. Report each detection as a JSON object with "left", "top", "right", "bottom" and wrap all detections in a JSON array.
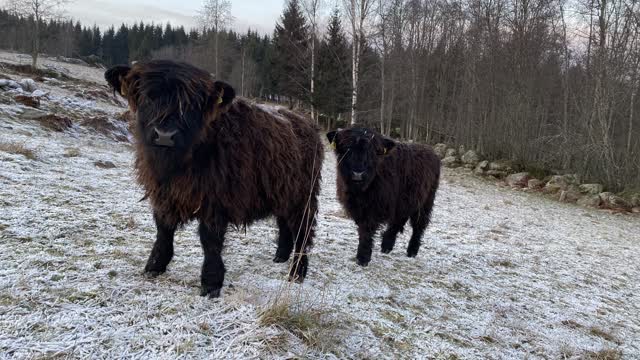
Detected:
[
  {"left": 350, "top": 0, "right": 359, "bottom": 125},
  {"left": 32, "top": 16, "right": 40, "bottom": 68},
  {"left": 380, "top": 49, "right": 385, "bottom": 134},
  {"left": 310, "top": 29, "right": 316, "bottom": 123}
]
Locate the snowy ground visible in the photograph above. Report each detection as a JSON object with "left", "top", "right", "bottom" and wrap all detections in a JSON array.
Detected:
[{"left": 1, "top": 59, "right": 640, "bottom": 359}]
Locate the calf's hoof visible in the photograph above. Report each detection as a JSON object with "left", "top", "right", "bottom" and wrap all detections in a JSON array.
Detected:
[
  {"left": 288, "top": 274, "right": 305, "bottom": 284},
  {"left": 288, "top": 256, "right": 308, "bottom": 283},
  {"left": 273, "top": 255, "right": 289, "bottom": 263},
  {"left": 356, "top": 257, "right": 370, "bottom": 267},
  {"left": 143, "top": 266, "right": 166, "bottom": 278},
  {"left": 200, "top": 285, "right": 222, "bottom": 298},
  {"left": 381, "top": 247, "right": 393, "bottom": 254},
  {"left": 407, "top": 249, "right": 419, "bottom": 258}
]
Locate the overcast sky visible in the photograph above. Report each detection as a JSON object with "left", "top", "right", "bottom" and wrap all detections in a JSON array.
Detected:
[{"left": 63, "top": 0, "right": 286, "bottom": 34}]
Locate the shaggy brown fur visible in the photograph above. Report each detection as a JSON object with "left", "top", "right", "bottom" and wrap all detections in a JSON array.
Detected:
[
  {"left": 105, "top": 60, "right": 323, "bottom": 297},
  {"left": 327, "top": 127, "right": 440, "bottom": 265}
]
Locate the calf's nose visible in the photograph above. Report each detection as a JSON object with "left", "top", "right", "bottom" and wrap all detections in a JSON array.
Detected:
[
  {"left": 154, "top": 128, "right": 178, "bottom": 147},
  {"left": 351, "top": 171, "right": 365, "bottom": 181}
]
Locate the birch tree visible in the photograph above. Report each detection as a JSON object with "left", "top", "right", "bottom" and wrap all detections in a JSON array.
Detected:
[
  {"left": 343, "top": 0, "right": 376, "bottom": 124},
  {"left": 197, "top": 0, "right": 233, "bottom": 77},
  {"left": 302, "top": 0, "right": 324, "bottom": 123},
  {"left": 6, "top": 0, "right": 70, "bottom": 68}
]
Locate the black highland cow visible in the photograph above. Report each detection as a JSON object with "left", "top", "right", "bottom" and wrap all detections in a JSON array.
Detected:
[
  {"left": 105, "top": 60, "right": 323, "bottom": 297},
  {"left": 327, "top": 127, "right": 440, "bottom": 266}
]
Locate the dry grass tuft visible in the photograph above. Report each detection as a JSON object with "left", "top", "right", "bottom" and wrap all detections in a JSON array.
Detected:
[
  {"left": 0, "top": 141, "right": 37, "bottom": 160},
  {"left": 584, "top": 349, "right": 622, "bottom": 360},
  {"left": 589, "top": 327, "right": 619, "bottom": 344},
  {"left": 63, "top": 147, "right": 81, "bottom": 158},
  {"left": 259, "top": 300, "right": 338, "bottom": 351}
]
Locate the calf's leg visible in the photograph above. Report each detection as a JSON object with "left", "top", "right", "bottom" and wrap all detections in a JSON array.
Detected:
[
  {"left": 380, "top": 218, "right": 408, "bottom": 254},
  {"left": 356, "top": 221, "right": 378, "bottom": 266},
  {"left": 198, "top": 219, "right": 228, "bottom": 298},
  {"left": 273, "top": 216, "right": 294, "bottom": 263},
  {"left": 407, "top": 197, "right": 436, "bottom": 257},
  {"left": 144, "top": 212, "right": 177, "bottom": 277}
]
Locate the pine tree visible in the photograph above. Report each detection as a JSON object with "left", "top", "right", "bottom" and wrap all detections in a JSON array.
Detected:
[
  {"left": 316, "top": 8, "right": 352, "bottom": 124},
  {"left": 272, "top": 0, "right": 309, "bottom": 106}
]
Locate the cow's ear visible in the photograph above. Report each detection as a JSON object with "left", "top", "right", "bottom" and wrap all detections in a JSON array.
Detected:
[
  {"left": 326, "top": 129, "right": 341, "bottom": 150},
  {"left": 379, "top": 137, "right": 396, "bottom": 155},
  {"left": 105, "top": 65, "right": 132, "bottom": 97},
  {"left": 212, "top": 81, "right": 235, "bottom": 108}
]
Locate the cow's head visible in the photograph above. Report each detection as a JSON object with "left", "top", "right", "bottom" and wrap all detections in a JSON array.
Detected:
[
  {"left": 327, "top": 127, "right": 396, "bottom": 191},
  {"left": 105, "top": 60, "right": 234, "bottom": 177}
]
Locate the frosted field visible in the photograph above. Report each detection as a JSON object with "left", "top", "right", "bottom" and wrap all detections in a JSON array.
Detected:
[{"left": 1, "top": 56, "right": 639, "bottom": 359}]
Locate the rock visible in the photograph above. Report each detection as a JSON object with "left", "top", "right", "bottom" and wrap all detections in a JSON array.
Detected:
[
  {"left": 458, "top": 145, "right": 466, "bottom": 156},
  {"left": 632, "top": 207, "right": 640, "bottom": 214},
  {"left": 506, "top": 172, "right": 531, "bottom": 187},
  {"left": 474, "top": 160, "right": 489, "bottom": 175},
  {"left": 94, "top": 160, "right": 116, "bottom": 169},
  {"left": 629, "top": 194, "right": 640, "bottom": 208},
  {"left": 461, "top": 150, "right": 480, "bottom": 166},
  {"left": 577, "top": 195, "right": 601, "bottom": 208},
  {"left": 545, "top": 174, "right": 580, "bottom": 193},
  {"left": 0, "top": 79, "right": 20, "bottom": 90},
  {"left": 445, "top": 148, "right": 457, "bottom": 158},
  {"left": 528, "top": 179, "right": 545, "bottom": 189},
  {"left": 486, "top": 170, "right": 508, "bottom": 178},
  {"left": 14, "top": 95, "right": 40, "bottom": 108},
  {"left": 18, "top": 78, "right": 37, "bottom": 92},
  {"left": 81, "top": 116, "right": 129, "bottom": 142},
  {"left": 442, "top": 156, "right": 460, "bottom": 168},
  {"left": 433, "top": 143, "right": 447, "bottom": 159},
  {"left": 36, "top": 114, "right": 73, "bottom": 132},
  {"left": 579, "top": 184, "right": 604, "bottom": 195},
  {"left": 18, "top": 107, "right": 47, "bottom": 120},
  {"left": 489, "top": 160, "right": 514, "bottom": 173},
  {"left": 599, "top": 192, "right": 630, "bottom": 209},
  {"left": 559, "top": 188, "right": 581, "bottom": 203},
  {"left": 31, "top": 89, "right": 48, "bottom": 98}
]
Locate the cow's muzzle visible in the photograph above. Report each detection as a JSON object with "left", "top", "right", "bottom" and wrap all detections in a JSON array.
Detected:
[{"left": 153, "top": 128, "right": 177, "bottom": 147}]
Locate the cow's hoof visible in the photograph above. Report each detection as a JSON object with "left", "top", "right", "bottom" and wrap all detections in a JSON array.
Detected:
[
  {"left": 356, "top": 258, "right": 370, "bottom": 267},
  {"left": 143, "top": 269, "right": 165, "bottom": 278},
  {"left": 200, "top": 286, "right": 221, "bottom": 298},
  {"left": 381, "top": 247, "right": 393, "bottom": 254},
  {"left": 288, "top": 274, "right": 305, "bottom": 284},
  {"left": 407, "top": 250, "right": 418, "bottom": 258},
  {"left": 273, "top": 255, "right": 289, "bottom": 263}
]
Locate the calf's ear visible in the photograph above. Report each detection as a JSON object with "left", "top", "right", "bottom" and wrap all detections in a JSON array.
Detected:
[
  {"left": 212, "top": 81, "right": 236, "bottom": 108},
  {"left": 380, "top": 137, "right": 396, "bottom": 155},
  {"left": 326, "top": 130, "right": 337, "bottom": 143},
  {"left": 104, "top": 65, "right": 132, "bottom": 97},
  {"left": 326, "top": 129, "right": 341, "bottom": 150}
]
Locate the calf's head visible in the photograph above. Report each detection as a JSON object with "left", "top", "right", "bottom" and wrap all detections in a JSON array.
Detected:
[
  {"left": 105, "top": 61, "right": 235, "bottom": 176},
  {"left": 327, "top": 128, "right": 395, "bottom": 191}
]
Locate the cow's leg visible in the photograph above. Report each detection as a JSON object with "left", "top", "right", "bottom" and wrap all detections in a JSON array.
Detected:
[
  {"left": 356, "top": 220, "right": 378, "bottom": 266},
  {"left": 273, "top": 216, "right": 294, "bottom": 263},
  {"left": 286, "top": 202, "right": 317, "bottom": 283},
  {"left": 144, "top": 212, "right": 177, "bottom": 277},
  {"left": 407, "top": 187, "right": 437, "bottom": 257},
  {"left": 198, "top": 218, "right": 228, "bottom": 298},
  {"left": 380, "top": 218, "right": 408, "bottom": 254}
]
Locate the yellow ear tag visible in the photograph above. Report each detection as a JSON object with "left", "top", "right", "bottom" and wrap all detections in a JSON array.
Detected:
[
  {"left": 384, "top": 148, "right": 387, "bottom": 155},
  {"left": 330, "top": 141, "right": 336, "bottom": 150},
  {"left": 217, "top": 96, "right": 223, "bottom": 104},
  {"left": 120, "top": 84, "right": 127, "bottom": 96}
]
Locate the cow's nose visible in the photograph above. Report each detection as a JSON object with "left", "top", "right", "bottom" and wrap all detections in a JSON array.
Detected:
[
  {"left": 351, "top": 171, "right": 365, "bottom": 181},
  {"left": 153, "top": 128, "right": 177, "bottom": 147}
]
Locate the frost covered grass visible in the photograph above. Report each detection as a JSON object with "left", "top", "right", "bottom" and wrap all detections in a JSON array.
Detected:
[{"left": 1, "top": 58, "right": 640, "bottom": 358}]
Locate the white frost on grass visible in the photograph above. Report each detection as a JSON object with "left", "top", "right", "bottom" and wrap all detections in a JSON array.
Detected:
[{"left": 1, "top": 56, "right": 639, "bottom": 358}]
